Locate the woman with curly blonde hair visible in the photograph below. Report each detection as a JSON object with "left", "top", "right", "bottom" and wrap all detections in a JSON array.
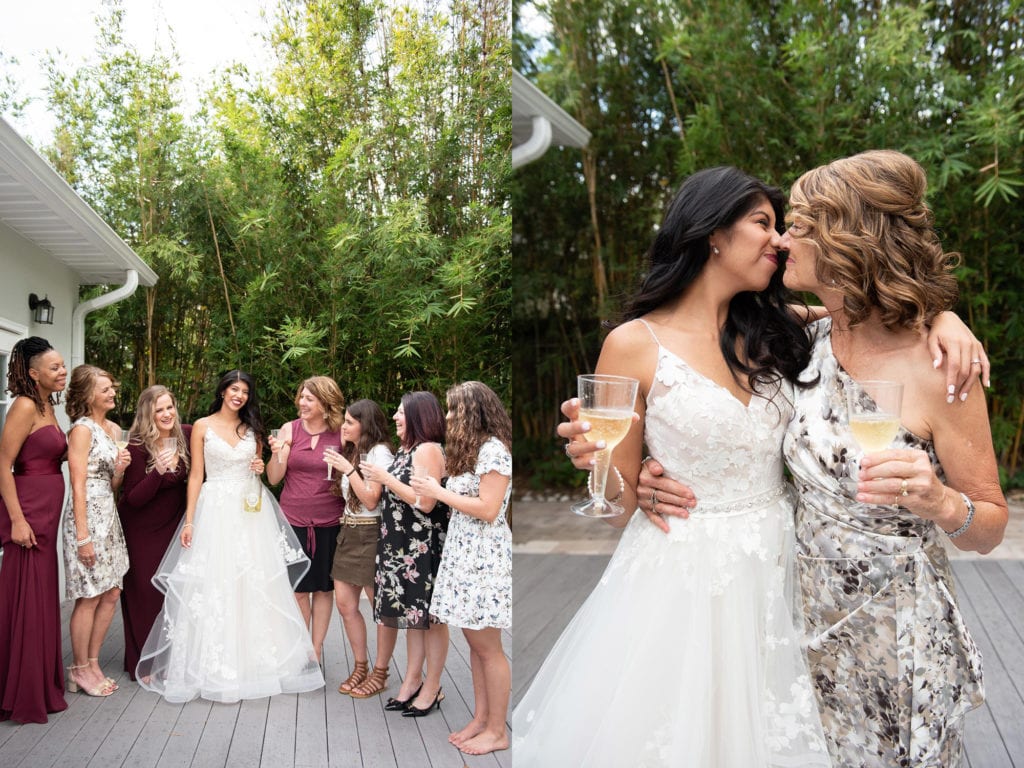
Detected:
[
  {"left": 266, "top": 375, "right": 345, "bottom": 663},
  {"left": 62, "top": 364, "right": 131, "bottom": 697},
  {"left": 117, "top": 385, "right": 191, "bottom": 679},
  {"left": 411, "top": 381, "right": 512, "bottom": 755}
]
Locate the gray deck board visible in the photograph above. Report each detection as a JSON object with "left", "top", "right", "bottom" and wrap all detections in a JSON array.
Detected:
[
  {"left": 513, "top": 552, "right": 1024, "bottom": 766},
  {"left": 0, "top": 596, "right": 511, "bottom": 767}
]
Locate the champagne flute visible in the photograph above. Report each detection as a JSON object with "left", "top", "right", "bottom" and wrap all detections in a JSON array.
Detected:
[
  {"left": 360, "top": 452, "right": 370, "bottom": 490},
  {"left": 412, "top": 464, "right": 428, "bottom": 509},
  {"left": 845, "top": 379, "right": 904, "bottom": 512},
  {"left": 271, "top": 429, "right": 283, "bottom": 463},
  {"left": 113, "top": 425, "right": 129, "bottom": 451},
  {"left": 324, "top": 446, "right": 337, "bottom": 480},
  {"left": 570, "top": 374, "right": 639, "bottom": 518},
  {"left": 160, "top": 437, "right": 177, "bottom": 471}
]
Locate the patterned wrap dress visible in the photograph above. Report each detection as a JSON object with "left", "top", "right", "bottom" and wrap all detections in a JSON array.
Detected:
[
  {"left": 783, "top": 318, "right": 984, "bottom": 767},
  {"left": 374, "top": 444, "right": 448, "bottom": 630},
  {"left": 62, "top": 418, "right": 129, "bottom": 599}
]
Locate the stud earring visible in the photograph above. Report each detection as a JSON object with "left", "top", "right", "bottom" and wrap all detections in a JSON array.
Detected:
[{"left": 712, "top": 246, "right": 720, "bottom": 255}]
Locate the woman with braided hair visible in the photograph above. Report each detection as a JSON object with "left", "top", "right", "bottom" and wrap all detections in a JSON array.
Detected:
[{"left": 0, "top": 336, "right": 69, "bottom": 723}]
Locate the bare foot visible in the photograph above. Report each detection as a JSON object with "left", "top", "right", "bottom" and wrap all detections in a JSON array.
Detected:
[
  {"left": 449, "top": 719, "right": 485, "bottom": 745},
  {"left": 459, "top": 731, "right": 509, "bottom": 756}
]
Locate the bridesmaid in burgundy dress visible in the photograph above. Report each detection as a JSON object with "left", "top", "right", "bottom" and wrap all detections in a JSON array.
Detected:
[
  {"left": 0, "top": 336, "right": 69, "bottom": 723},
  {"left": 117, "top": 385, "right": 191, "bottom": 680}
]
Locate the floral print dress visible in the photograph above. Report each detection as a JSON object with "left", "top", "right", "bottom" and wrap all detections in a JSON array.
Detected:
[
  {"left": 783, "top": 318, "right": 984, "bottom": 767},
  {"left": 430, "top": 437, "right": 512, "bottom": 630},
  {"left": 62, "top": 418, "right": 129, "bottom": 599},
  {"left": 374, "top": 445, "right": 447, "bottom": 630}
]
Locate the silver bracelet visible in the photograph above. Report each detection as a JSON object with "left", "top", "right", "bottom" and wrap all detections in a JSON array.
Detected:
[
  {"left": 588, "top": 465, "right": 624, "bottom": 504},
  {"left": 76, "top": 536, "right": 92, "bottom": 547},
  {"left": 944, "top": 492, "right": 976, "bottom": 539}
]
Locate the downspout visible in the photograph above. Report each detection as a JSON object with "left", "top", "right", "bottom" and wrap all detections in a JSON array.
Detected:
[
  {"left": 512, "top": 115, "right": 553, "bottom": 169},
  {"left": 71, "top": 269, "right": 139, "bottom": 369}
]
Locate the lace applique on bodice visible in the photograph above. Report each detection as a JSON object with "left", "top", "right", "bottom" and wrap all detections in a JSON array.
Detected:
[
  {"left": 203, "top": 428, "right": 256, "bottom": 482},
  {"left": 644, "top": 341, "right": 794, "bottom": 509}
]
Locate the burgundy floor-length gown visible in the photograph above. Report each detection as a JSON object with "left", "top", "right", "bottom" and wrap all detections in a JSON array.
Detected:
[
  {"left": 116, "top": 425, "right": 191, "bottom": 680},
  {"left": 0, "top": 425, "right": 68, "bottom": 724}
]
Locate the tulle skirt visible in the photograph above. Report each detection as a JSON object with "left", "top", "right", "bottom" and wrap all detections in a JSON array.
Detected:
[
  {"left": 136, "top": 478, "right": 325, "bottom": 703},
  {"left": 512, "top": 493, "right": 831, "bottom": 768}
]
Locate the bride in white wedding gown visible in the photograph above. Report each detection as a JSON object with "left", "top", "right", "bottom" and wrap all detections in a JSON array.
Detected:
[
  {"left": 137, "top": 371, "right": 324, "bottom": 703},
  {"left": 512, "top": 168, "right": 830, "bottom": 767}
]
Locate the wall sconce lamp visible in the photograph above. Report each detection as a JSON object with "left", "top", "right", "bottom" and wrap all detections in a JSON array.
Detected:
[{"left": 28, "top": 293, "right": 55, "bottom": 325}]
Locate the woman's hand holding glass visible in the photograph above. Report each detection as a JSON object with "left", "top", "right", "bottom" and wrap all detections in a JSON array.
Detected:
[
  {"left": 359, "top": 459, "right": 387, "bottom": 487},
  {"left": 855, "top": 448, "right": 950, "bottom": 520},
  {"left": 323, "top": 449, "right": 353, "bottom": 477},
  {"left": 409, "top": 472, "right": 442, "bottom": 503},
  {"left": 268, "top": 430, "right": 290, "bottom": 464},
  {"left": 154, "top": 437, "right": 177, "bottom": 474}
]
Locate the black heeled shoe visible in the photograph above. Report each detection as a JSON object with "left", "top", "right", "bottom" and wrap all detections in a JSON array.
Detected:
[
  {"left": 384, "top": 683, "right": 423, "bottom": 712},
  {"left": 402, "top": 687, "right": 444, "bottom": 717}
]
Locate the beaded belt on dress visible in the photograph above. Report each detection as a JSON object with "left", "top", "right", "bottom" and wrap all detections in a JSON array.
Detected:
[
  {"left": 343, "top": 514, "right": 379, "bottom": 527},
  {"left": 685, "top": 483, "right": 791, "bottom": 517}
]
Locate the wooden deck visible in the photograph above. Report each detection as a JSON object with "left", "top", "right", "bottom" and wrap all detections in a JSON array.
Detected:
[
  {"left": 513, "top": 552, "right": 1024, "bottom": 767},
  {"left": 0, "top": 597, "right": 511, "bottom": 768}
]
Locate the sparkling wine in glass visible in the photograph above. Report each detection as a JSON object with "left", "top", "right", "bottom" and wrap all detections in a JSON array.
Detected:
[
  {"left": 113, "top": 426, "right": 129, "bottom": 451},
  {"left": 570, "top": 374, "right": 639, "bottom": 518},
  {"left": 360, "top": 452, "right": 370, "bottom": 490},
  {"left": 845, "top": 379, "right": 903, "bottom": 508},
  {"left": 413, "top": 464, "right": 428, "bottom": 509}
]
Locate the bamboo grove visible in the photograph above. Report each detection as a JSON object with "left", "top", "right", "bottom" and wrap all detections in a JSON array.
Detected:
[
  {"left": 513, "top": 0, "right": 1024, "bottom": 490},
  {"left": 5, "top": 0, "right": 510, "bottom": 429}
]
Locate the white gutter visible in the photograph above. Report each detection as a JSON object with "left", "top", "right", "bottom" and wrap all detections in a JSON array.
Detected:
[
  {"left": 512, "top": 115, "right": 554, "bottom": 170},
  {"left": 71, "top": 269, "right": 140, "bottom": 369}
]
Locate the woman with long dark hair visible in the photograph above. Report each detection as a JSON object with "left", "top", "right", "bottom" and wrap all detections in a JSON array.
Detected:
[
  {"left": 137, "top": 370, "right": 324, "bottom": 702},
  {"left": 323, "top": 398, "right": 395, "bottom": 699},
  {"left": 514, "top": 167, "right": 832, "bottom": 765},
  {"left": 0, "top": 337, "right": 68, "bottom": 723},
  {"left": 411, "top": 381, "right": 512, "bottom": 755},
  {"left": 359, "top": 391, "right": 448, "bottom": 717}
]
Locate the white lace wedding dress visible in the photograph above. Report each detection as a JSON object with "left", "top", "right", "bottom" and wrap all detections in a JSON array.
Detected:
[
  {"left": 513, "top": 333, "right": 831, "bottom": 767},
  {"left": 136, "top": 429, "right": 325, "bottom": 703}
]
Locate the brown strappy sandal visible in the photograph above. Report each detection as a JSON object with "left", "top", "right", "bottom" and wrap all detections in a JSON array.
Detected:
[
  {"left": 338, "top": 660, "right": 369, "bottom": 695},
  {"left": 350, "top": 665, "right": 390, "bottom": 699}
]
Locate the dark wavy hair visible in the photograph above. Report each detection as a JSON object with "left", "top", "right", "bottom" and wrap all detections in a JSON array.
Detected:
[
  {"left": 6, "top": 336, "right": 61, "bottom": 414},
  {"left": 208, "top": 370, "right": 264, "bottom": 444},
  {"left": 620, "top": 166, "right": 811, "bottom": 390},
  {"left": 444, "top": 381, "right": 511, "bottom": 477},
  {"left": 399, "top": 391, "right": 446, "bottom": 450},
  {"left": 335, "top": 398, "right": 392, "bottom": 508}
]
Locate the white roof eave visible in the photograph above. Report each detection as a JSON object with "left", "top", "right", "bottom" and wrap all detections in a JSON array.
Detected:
[{"left": 0, "top": 116, "right": 158, "bottom": 287}]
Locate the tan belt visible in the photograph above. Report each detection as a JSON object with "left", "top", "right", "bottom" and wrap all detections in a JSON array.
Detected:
[{"left": 343, "top": 514, "right": 379, "bottom": 527}]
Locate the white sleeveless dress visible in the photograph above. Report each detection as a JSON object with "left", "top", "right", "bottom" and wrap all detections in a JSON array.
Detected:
[
  {"left": 136, "top": 429, "right": 325, "bottom": 703},
  {"left": 512, "top": 325, "right": 831, "bottom": 767}
]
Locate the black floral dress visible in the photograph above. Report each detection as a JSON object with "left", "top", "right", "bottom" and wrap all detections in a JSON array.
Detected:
[{"left": 374, "top": 445, "right": 447, "bottom": 630}]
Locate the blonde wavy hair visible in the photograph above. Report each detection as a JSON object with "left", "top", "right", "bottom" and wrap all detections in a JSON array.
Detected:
[
  {"left": 129, "top": 385, "right": 190, "bottom": 473},
  {"left": 444, "top": 381, "right": 511, "bottom": 477},
  {"left": 788, "top": 149, "right": 959, "bottom": 330},
  {"left": 65, "top": 364, "right": 117, "bottom": 422},
  {"left": 294, "top": 376, "right": 345, "bottom": 431}
]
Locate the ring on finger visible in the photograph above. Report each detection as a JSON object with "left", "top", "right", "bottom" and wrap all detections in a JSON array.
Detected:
[
  {"left": 651, "top": 489, "right": 658, "bottom": 508},
  {"left": 893, "top": 494, "right": 901, "bottom": 507},
  {"left": 564, "top": 442, "right": 573, "bottom": 457},
  {"left": 971, "top": 359, "right": 982, "bottom": 365},
  {"left": 899, "top": 479, "right": 909, "bottom": 497}
]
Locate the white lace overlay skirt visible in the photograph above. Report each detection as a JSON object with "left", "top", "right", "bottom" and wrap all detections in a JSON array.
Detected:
[
  {"left": 137, "top": 478, "right": 324, "bottom": 703},
  {"left": 512, "top": 491, "right": 831, "bottom": 767}
]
